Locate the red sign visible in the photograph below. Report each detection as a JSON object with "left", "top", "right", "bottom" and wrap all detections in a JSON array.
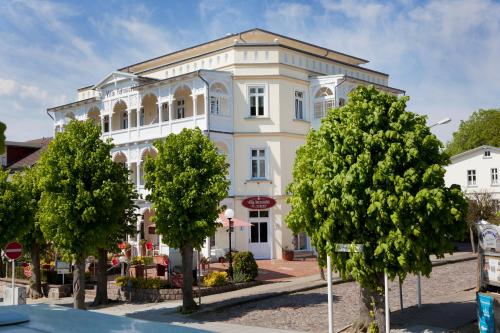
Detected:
[
  {"left": 4, "top": 242, "right": 22, "bottom": 260},
  {"left": 242, "top": 196, "right": 276, "bottom": 210}
]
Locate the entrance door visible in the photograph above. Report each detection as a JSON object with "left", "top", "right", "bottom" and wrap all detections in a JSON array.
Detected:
[{"left": 248, "top": 210, "right": 270, "bottom": 259}]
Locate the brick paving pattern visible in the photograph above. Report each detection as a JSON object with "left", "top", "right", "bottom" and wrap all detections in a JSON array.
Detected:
[{"left": 193, "top": 260, "right": 477, "bottom": 332}]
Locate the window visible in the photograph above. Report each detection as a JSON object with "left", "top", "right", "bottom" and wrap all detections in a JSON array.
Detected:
[
  {"left": 485, "top": 150, "right": 491, "bottom": 158},
  {"left": 313, "top": 87, "right": 334, "bottom": 119},
  {"left": 467, "top": 170, "right": 477, "bottom": 186},
  {"left": 251, "top": 148, "right": 266, "bottom": 179},
  {"left": 294, "top": 232, "right": 308, "bottom": 251},
  {"left": 139, "top": 108, "right": 145, "bottom": 126},
  {"left": 338, "top": 98, "right": 346, "bottom": 107},
  {"left": 176, "top": 99, "right": 185, "bottom": 119},
  {"left": 294, "top": 91, "right": 304, "bottom": 120},
  {"left": 121, "top": 111, "right": 128, "bottom": 129},
  {"left": 492, "top": 168, "right": 499, "bottom": 185},
  {"left": 161, "top": 103, "right": 169, "bottom": 122},
  {"left": 103, "top": 115, "right": 109, "bottom": 133},
  {"left": 210, "top": 96, "right": 221, "bottom": 115},
  {"left": 249, "top": 86, "right": 265, "bottom": 117},
  {"left": 249, "top": 211, "right": 269, "bottom": 244}
]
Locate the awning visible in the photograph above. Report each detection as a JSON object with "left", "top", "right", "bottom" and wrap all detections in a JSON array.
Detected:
[{"left": 217, "top": 213, "right": 252, "bottom": 227}]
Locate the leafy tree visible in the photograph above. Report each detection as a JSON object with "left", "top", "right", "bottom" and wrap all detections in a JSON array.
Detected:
[
  {"left": 144, "top": 128, "right": 229, "bottom": 312},
  {"left": 446, "top": 109, "right": 500, "bottom": 156},
  {"left": 13, "top": 167, "right": 46, "bottom": 298},
  {"left": 0, "top": 122, "right": 5, "bottom": 154},
  {"left": 37, "top": 120, "right": 137, "bottom": 309},
  {"left": 286, "top": 86, "right": 468, "bottom": 330},
  {"left": 0, "top": 170, "right": 31, "bottom": 278}
]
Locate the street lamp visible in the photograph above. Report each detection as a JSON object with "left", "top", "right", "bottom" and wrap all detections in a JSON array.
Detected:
[
  {"left": 429, "top": 117, "right": 451, "bottom": 128},
  {"left": 224, "top": 208, "right": 234, "bottom": 279}
]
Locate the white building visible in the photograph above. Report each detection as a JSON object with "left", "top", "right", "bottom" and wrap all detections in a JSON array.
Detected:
[
  {"left": 47, "top": 28, "right": 404, "bottom": 260},
  {"left": 444, "top": 145, "right": 500, "bottom": 207}
]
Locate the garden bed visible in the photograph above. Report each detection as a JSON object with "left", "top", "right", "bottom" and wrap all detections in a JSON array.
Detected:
[{"left": 110, "top": 280, "right": 261, "bottom": 303}]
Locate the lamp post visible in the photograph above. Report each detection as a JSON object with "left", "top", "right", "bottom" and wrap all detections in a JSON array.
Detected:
[
  {"left": 224, "top": 208, "right": 234, "bottom": 279},
  {"left": 429, "top": 117, "right": 451, "bottom": 128}
]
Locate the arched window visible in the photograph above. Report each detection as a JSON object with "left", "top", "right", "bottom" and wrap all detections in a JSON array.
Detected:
[
  {"left": 210, "top": 83, "right": 228, "bottom": 116},
  {"left": 313, "top": 87, "right": 334, "bottom": 119}
]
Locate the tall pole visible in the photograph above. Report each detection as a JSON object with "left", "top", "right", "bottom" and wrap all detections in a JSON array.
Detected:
[
  {"left": 399, "top": 277, "right": 404, "bottom": 312},
  {"left": 384, "top": 271, "right": 390, "bottom": 333},
  {"left": 228, "top": 218, "right": 233, "bottom": 279},
  {"left": 327, "top": 254, "right": 333, "bottom": 333},
  {"left": 11, "top": 259, "right": 15, "bottom": 305},
  {"left": 416, "top": 274, "right": 422, "bottom": 308}
]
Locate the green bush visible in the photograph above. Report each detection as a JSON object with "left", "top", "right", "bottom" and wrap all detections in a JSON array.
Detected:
[
  {"left": 203, "top": 271, "right": 228, "bottom": 287},
  {"left": 233, "top": 251, "right": 258, "bottom": 282},
  {"left": 130, "top": 256, "right": 154, "bottom": 266},
  {"left": 115, "top": 276, "right": 168, "bottom": 289}
]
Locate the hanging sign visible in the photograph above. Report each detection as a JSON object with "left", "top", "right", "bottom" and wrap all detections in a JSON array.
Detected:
[{"left": 242, "top": 196, "right": 276, "bottom": 209}]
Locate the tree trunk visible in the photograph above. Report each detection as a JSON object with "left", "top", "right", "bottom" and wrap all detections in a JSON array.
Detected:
[
  {"left": 353, "top": 277, "right": 385, "bottom": 332},
  {"left": 470, "top": 227, "right": 477, "bottom": 253},
  {"left": 180, "top": 243, "right": 197, "bottom": 312},
  {"left": 93, "top": 248, "right": 109, "bottom": 306},
  {"left": 29, "top": 243, "right": 43, "bottom": 299},
  {"left": 318, "top": 262, "right": 325, "bottom": 281},
  {"left": 73, "top": 259, "right": 86, "bottom": 309}
]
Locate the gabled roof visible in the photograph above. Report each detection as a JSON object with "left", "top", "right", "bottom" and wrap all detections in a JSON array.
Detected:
[
  {"left": 450, "top": 145, "right": 500, "bottom": 162},
  {"left": 92, "top": 71, "right": 140, "bottom": 90},
  {"left": 118, "top": 28, "right": 371, "bottom": 75},
  {"left": 8, "top": 137, "right": 52, "bottom": 171}
]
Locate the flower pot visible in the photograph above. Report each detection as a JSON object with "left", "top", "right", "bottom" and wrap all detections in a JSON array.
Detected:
[
  {"left": 130, "top": 265, "right": 144, "bottom": 278},
  {"left": 282, "top": 250, "right": 294, "bottom": 261}
]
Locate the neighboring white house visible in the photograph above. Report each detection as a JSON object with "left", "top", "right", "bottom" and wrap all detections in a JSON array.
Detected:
[
  {"left": 46, "top": 28, "right": 404, "bottom": 260},
  {"left": 444, "top": 145, "right": 500, "bottom": 209}
]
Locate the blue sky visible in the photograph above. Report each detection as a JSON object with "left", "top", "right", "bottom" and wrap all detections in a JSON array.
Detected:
[{"left": 1, "top": 0, "right": 499, "bottom": 143}]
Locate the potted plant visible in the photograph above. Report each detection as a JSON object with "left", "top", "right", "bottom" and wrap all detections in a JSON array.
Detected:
[
  {"left": 124, "top": 242, "right": 132, "bottom": 259},
  {"left": 130, "top": 256, "right": 144, "bottom": 278},
  {"left": 282, "top": 246, "right": 294, "bottom": 261}
]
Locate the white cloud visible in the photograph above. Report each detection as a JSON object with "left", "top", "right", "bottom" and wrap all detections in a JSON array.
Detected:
[{"left": 264, "top": 0, "right": 500, "bottom": 143}]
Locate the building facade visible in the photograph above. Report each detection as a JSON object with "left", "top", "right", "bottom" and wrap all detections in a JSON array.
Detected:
[
  {"left": 47, "top": 29, "right": 403, "bottom": 260},
  {"left": 445, "top": 145, "right": 500, "bottom": 208}
]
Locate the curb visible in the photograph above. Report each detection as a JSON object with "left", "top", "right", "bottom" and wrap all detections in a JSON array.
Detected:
[{"left": 192, "top": 254, "right": 477, "bottom": 315}]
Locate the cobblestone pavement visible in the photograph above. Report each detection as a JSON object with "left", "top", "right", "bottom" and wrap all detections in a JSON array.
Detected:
[{"left": 192, "top": 260, "right": 477, "bottom": 332}]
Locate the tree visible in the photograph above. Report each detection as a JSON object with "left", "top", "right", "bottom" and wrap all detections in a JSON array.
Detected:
[
  {"left": 0, "top": 122, "right": 5, "bottom": 154},
  {"left": 466, "top": 190, "right": 500, "bottom": 252},
  {"left": 286, "top": 86, "right": 468, "bottom": 331},
  {"left": 0, "top": 170, "right": 31, "bottom": 278},
  {"left": 144, "top": 128, "right": 229, "bottom": 312},
  {"left": 446, "top": 109, "right": 500, "bottom": 156},
  {"left": 37, "top": 120, "right": 137, "bottom": 309},
  {"left": 13, "top": 167, "right": 46, "bottom": 298}
]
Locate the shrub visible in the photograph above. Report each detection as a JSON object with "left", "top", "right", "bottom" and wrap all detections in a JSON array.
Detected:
[
  {"left": 115, "top": 276, "right": 168, "bottom": 289},
  {"left": 233, "top": 251, "right": 258, "bottom": 282},
  {"left": 203, "top": 271, "right": 228, "bottom": 287},
  {"left": 130, "top": 256, "right": 154, "bottom": 266}
]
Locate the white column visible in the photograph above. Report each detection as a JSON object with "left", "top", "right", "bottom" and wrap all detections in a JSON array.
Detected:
[
  {"left": 136, "top": 107, "right": 141, "bottom": 128},
  {"left": 136, "top": 215, "right": 143, "bottom": 256},
  {"left": 157, "top": 102, "right": 163, "bottom": 123},
  {"left": 192, "top": 95, "right": 197, "bottom": 127},
  {"left": 169, "top": 100, "right": 174, "bottom": 133},
  {"left": 100, "top": 114, "right": 105, "bottom": 133},
  {"left": 137, "top": 161, "right": 142, "bottom": 188}
]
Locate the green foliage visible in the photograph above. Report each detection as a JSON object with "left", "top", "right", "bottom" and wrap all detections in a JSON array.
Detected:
[
  {"left": 115, "top": 276, "right": 169, "bottom": 289},
  {"left": 446, "top": 109, "right": 500, "bottom": 156},
  {"left": 0, "top": 121, "right": 5, "bottom": 155},
  {"left": 144, "top": 128, "right": 229, "bottom": 250},
  {"left": 130, "top": 256, "right": 154, "bottom": 266},
  {"left": 233, "top": 251, "right": 258, "bottom": 282},
  {"left": 0, "top": 170, "right": 31, "bottom": 248},
  {"left": 286, "top": 86, "right": 468, "bottom": 290},
  {"left": 36, "top": 120, "right": 137, "bottom": 261},
  {"left": 203, "top": 271, "right": 228, "bottom": 287},
  {"left": 13, "top": 167, "right": 46, "bottom": 253}
]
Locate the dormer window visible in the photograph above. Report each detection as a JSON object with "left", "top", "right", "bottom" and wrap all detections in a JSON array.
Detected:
[{"left": 484, "top": 150, "right": 491, "bottom": 158}]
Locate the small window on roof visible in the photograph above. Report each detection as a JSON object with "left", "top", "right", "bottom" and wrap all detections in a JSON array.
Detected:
[{"left": 485, "top": 150, "right": 491, "bottom": 157}]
